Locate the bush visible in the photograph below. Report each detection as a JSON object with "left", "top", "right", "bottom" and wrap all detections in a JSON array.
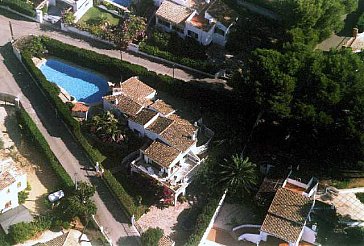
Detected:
[
  {"left": 357, "top": 13, "right": 364, "bottom": 32},
  {"left": 8, "top": 215, "right": 53, "bottom": 244},
  {"left": 356, "top": 193, "right": 364, "bottom": 204},
  {"left": 103, "top": 170, "right": 144, "bottom": 218},
  {"left": 16, "top": 108, "right": 74, "bottom": 188},
  {"left": 184, "top": 197, "right": 220, "bottom": 246},
  {"left": 20, "top": 48, "right": 105, "bottom": 164},
  {"left": 0, "top": 0, "right": 36, "bottom": 17},
  {"left": 8, "top": 222, "right": 37, "bottom": 244},
  {"left": 141, "top": 227, "right": 164, "bottom": 246}
]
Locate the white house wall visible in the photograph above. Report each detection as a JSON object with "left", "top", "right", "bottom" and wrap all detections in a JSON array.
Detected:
[
  {"left": 128, "top": 119, "right": 146, "bottom": 136},
  {"left": 185, "top": 22, "right": 214, "bottom": 45},
  {"left": 73, "top": 0, "right": 93, "bottom": 22},
  {"left": 0, "top": 173, "right": 27, "bottom": 213}
]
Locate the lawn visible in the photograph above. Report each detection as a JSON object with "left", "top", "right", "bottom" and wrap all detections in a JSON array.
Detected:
[{"left": 78, "top": 7, "right": 120, "bottom": 26}]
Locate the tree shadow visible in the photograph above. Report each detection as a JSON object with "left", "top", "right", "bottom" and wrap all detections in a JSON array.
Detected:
[{"left": 116, "top": 235, "right": 140, "bottom": 246}]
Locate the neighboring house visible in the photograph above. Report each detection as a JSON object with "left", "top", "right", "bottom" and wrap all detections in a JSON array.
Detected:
[
  {"left": 103, "top": 77, "right": 214, "bottom": 204},
  {"left": 200, "top": 171, "right": 320, "bottom": 246},
  {"left": 48, "top": 0, "right": 93, "bottom": 22},
  {"left": 155, "top": 0, "right": 238, "bottom": 46},
  {"left": 234, "top": 172, "right": 319, "bottom": 246},
  {"left": 0, "top": 158, "right": 27, "bottom": 214}
]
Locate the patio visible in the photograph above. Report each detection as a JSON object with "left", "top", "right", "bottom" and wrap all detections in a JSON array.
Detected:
[{"left": 317, "top": 189, "right": 364, "bottom": 221}]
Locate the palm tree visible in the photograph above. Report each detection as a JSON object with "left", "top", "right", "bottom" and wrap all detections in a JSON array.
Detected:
[
  {"left": 218, "top": 154, "right": 258, "bottom": 196},
  {"left": 88, "top": 111, "right": 125, "bottom": 143}
]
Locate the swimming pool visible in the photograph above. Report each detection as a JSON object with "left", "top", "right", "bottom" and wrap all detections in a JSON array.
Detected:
[
  {"left": 108, "top": 0, "right": 131, "bottom": 8},
  {"left": 39, "top": 58, "right": 109, "bottom": 104}
]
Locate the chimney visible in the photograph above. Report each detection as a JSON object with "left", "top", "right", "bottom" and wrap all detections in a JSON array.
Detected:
[{"left": 353, "top": 27, "right": 359, "bottom": 38}]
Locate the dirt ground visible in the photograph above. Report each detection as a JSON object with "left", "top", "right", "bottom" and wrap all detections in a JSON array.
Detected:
[{"left": 0, "top": 105, "right": 59, "bottom": 215}]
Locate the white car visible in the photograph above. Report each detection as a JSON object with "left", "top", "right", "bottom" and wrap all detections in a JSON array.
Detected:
[{"left": 48, "top": 190, "right": 65, "bottom": 203}]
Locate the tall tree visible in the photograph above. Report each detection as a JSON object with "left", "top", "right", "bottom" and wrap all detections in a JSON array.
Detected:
[{"left": 113, "top": 15, "right": 147, "bottom": 60}]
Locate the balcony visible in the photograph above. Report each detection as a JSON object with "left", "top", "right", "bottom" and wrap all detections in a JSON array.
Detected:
[{"left": 130, "top": 155, "right": 200, "bottom": 192}]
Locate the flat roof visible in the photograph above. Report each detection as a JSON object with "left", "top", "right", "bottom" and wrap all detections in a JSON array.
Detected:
[
  {"left": 0, "top": 205, "right": 33, "bottom": 234},
  {"left": 207, "top": 0, "right": 238, "bottom": 27}
]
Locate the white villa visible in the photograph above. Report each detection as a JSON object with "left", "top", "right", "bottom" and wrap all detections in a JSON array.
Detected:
[
  {"left": 43, "top": 0, "right": 93, "bottom": 22},
  {"left": 231, "top": 172, "right": 319, "bottom": 246},
  {"left": 201, "top": 172, "right": 319, "bottom": 246},
  {"left": 154, "top": 0, "right": 238, "bottom": 46},
  {"left": 0, "top": 159, "right": 27, "bottom": 214},
  {"left": 103, "top": 77, "right": 213, "bottom": 204}
]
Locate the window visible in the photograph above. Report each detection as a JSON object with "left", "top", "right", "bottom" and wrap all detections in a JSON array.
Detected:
[
  {"left": 5, "top": 201, "right": 11, "bottom": 209},
  {"left": 214, "top": 27, "right": 225, "bottom": 36},
  {"left": 172, "top": 25, "right": 184, "bottom": 34},
  {"left": 17, "top": 182, "right": 21, "bottom": 188},
  {"left": 158, "top": 18, "right": 170, "bottom": 28},
  {"left": 187, "top": 30, "right": 199, "bottom": 40}
]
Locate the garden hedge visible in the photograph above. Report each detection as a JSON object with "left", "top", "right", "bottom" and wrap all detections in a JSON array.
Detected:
[
  {"left": 16, "top": 107, "right": 74, "bottom": 188},
  {"left": 40, "top": 37, "right": 242, "bottom": 116},
  {"left": 21, "top": 49, "right": 105, "bottom": 164},
  {"left": 184, "top": 197, "right": 220, "bottom": 246},
  {"left": 103, "top": 170, "right": 144, "bottom": 219},
  {"left": 139, "top": 43, "right": 218, "bottom": 74},
  {"left": 0, "top": 0, "right": 35, "bottom": 17}
]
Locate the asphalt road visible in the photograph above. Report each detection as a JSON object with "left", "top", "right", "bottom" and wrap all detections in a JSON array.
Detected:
[{"left": 0, "top": 11, "right": 139, "bottom": 245}]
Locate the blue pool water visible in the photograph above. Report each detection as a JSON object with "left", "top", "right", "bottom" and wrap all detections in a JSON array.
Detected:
[
  {"left": 39, "top": 59, "right": 109, "bottom": 104},
  {"left": 109, "top": 0, "right": 131, "bottom": 7}
]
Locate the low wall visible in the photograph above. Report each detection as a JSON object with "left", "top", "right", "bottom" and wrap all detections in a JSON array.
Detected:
[
  {"left": 0, "top": 5, "right": 38, "bottom": 22},
  {"left": 200, "top": 190, "right": 228, "bottom": 244},
  {"left": 338, "top": 187, "right": 364, "bottom": 194},
  {"left": 60, "top": 23, "right": 115, "bottom": 46}
]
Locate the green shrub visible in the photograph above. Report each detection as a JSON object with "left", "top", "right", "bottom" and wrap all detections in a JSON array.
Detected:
[
  {"left": 356, "top": 193, "right": 364, "bottom": 203},
  {"left": 18, "top": 190, "right": 29, "bottom": 204},
  {"left": 16, "top": 108, "right": 74, "bottom": 188},
  {"left": 0, "top": 0, "right": 36, "bottom": 17},
  {"left": 8, "top": 216, "right": 54, "bottom": 244},
  {"left": 357, "top": 13, "right": 364, "bottom": 32},
  {"left": 141, "top": 227, "right": 164, "bottom": 246},
  {"left": 184, "top": 198, "right": 220, "bottom": 246},
  {"left": 8, "top": 222, "right": 37, "bottom": 244},
  {"left": 103, "top": 170, "right": 144, "bottom": 218}
]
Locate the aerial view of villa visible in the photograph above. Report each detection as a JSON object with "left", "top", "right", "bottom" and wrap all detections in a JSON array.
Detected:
[{"left": 1, "top": 0, "right": 364, "bottom": 245}]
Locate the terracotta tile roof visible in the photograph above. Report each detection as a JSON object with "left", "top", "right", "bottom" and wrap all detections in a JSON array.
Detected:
[
  {"left": 147, "top": 116, "right": 173, "bottom": 134},
  {"left": 120, "top": 77, "right": 155, "bottom": 105},
  {"left": 167, "top": 114, "right": 197, "bottom": 136},
  {"left": 156, "top": 0, "right": 193, "bottom": 25},
  {"left": 132, "top": 108, "right": 158, "bottom": 126},
  {"left": 261, "top": 214, "right": 303, "bottom": 244},
  {"left": 0, "top": 171, "right": 15, "bottom": 191},
  {"left": 144, "top": 141, "right": 181, "bottom": 168},
  {"left": 159, "top": 235, "right": 175, "bottom": 246},
  {"left": 261, "top": 188, "right": 313, "bottom": 243},
  {"left": 104, "top": 94, "right": 143, "bottom": 116},
  {"left": 149, "top": 100, "right": 175, "bottom": 116},
  {"left": 71, "top": 102, "right": 89, "bottom": 112},
  {"left": 160, "top": 122, "right": 196, "bottom": 152}
]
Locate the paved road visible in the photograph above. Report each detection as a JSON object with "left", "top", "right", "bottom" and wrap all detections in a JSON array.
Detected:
[
  {"left": 0, "top": 9, "right": 230, "bottom": 90},
  {"left": 0, "top": 12, "right": 139, "bottom": 246}
]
